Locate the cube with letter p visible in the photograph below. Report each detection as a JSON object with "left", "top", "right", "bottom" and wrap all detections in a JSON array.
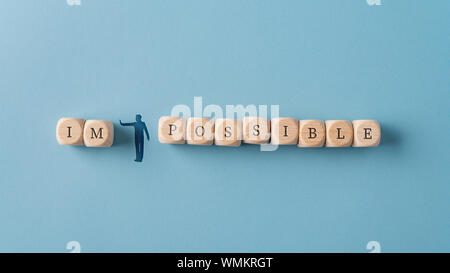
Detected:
[{"left": 158, "top": 116, "right": 186, "bottom": 144}]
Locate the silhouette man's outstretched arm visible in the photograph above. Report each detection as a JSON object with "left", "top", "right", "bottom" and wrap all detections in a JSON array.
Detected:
[
  {"left": 144, "top": 123, "right": 150, "bottom": 141},
  {"left": 120, "top": 120, "right": 134, "bottom": 126}
]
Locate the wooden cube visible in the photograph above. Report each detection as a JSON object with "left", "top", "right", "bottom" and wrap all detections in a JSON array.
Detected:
[
  {"left": 325, "top": 120, "right": 353, "bottom": 147},
  {"left": 298, "top": 120, "right": 325, "bottom": 147},
  {"left": 83, "top": 120, "right": 114, "bottom": 147},
  {"left": 186, "top": 117, "right": 215, "bottom": 145},
  {"left": 158, "top": 116, "right": 186, "bottom": 144},
  {"left": 352, "top": 120, "right": 381, "bottom": 147},
  {"left": 243, "top": 117, "right": 271, "bottom": 144},
  {"left": 214, "top": 119, "right": 242, "bottom": 146},
  {"left": 270, "top": 117, "right": 298, "bottom": 145},
  {"left": 56, "top": 118, "right": 85, "bottom": 146}
]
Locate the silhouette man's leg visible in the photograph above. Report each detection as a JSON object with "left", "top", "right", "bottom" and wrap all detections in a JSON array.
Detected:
[
  {"left": 137, "top": 139, "right": 144, "bottom": 162},
  {"left": 134, "top": 135, "right": 140, "bottom": 161}
]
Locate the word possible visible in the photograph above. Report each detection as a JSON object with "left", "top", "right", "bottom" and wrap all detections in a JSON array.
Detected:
[
  {"left": 56, "top": 118, "right": 114, "bottom": 147},
  {"left": 158, "top": 117, "right": 381, "bottom": 147}
]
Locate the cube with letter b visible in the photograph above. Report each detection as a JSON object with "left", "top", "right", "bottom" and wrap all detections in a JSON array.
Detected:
[
  {"left": 298, "top": 120, "right": 325, "bottom": 147},
  {"left": 158, "top": 116, "right": 186, "bottom": 144}
]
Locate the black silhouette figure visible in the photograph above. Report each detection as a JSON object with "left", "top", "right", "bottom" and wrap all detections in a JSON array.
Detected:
[{"left": 120, "top": 114, "right": 149, "bottom": 162}]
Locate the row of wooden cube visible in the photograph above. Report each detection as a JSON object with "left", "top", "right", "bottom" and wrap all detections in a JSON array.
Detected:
[
  {"left": 56, "top": 118, "right": 114, "bottom": 147},
  {"left": 159, "top": 117, "right": 381, "bottom": 147}
]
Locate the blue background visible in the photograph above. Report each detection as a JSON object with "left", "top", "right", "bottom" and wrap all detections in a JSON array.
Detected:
[{"left": 0, "top": 0, "right": 448, "bottom": 252}]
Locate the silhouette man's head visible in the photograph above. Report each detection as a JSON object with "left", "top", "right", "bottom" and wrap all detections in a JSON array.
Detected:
[{"left": 136, "top": 114, "right": 142, "bottom": 122}]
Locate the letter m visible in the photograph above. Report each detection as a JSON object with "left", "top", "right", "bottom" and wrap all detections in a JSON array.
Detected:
[
  {"left": 91, "top": 128, "right": 104, "bottom": 139},
  {"left": 233, "top": 258, "right": 243, "bottom": 267}
]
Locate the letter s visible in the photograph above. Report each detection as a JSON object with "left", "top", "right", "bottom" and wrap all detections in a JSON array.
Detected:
[{"left": 225, "top": 126, "right": 232, "bottom": 138}]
